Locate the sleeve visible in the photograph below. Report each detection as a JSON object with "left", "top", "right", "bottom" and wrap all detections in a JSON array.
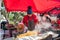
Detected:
[
  {"left": 34, "top": 15, "right": 38, "bottom": 24},
  {"left": 22, "top": 16, "right": 27, "bottom": 25},
  {"left": 23, "top": 17, "right": 25, "bottom": 24}
]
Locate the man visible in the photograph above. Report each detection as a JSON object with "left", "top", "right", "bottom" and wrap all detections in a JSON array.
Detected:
[
  {"left": 23, "top": 6, "right": 38, "bottom": 31},
  {"left": 16, "top": 23, "right": 28, "bottom": 34}
]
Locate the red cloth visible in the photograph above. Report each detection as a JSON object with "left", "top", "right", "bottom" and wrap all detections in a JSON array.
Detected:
[
  {"left": 23, "top": 14, "right": 38, "bottom": 26},
  {"left": 57, "top": 19, "right": 60, "bottom": 24},
  {"left": 52, "top": 0, "right": 60, "bottom": 2},
  {"left": 4, "top": 0, "right": 60, "bottom": 12}
]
